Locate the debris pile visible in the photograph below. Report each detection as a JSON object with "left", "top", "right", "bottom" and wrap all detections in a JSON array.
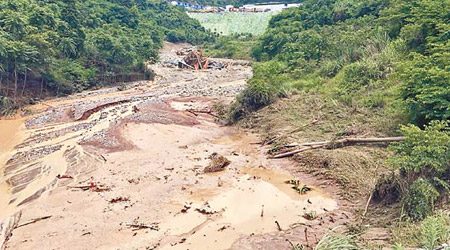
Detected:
[
  {"left": 179, "top": 50, "right": 209, "bottom": 70},
  {"left": 159, "top": 48, "right": 234, "bottom": 70}
]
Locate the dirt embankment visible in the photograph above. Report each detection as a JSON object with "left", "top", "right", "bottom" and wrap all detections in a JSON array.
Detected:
[{"left": 0, "top": 42, "right": 354, "bottom": 250}]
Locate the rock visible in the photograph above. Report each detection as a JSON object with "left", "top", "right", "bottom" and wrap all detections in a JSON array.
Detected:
[{"left": 204, "top": 154, "right": 230, "bottom": 173}]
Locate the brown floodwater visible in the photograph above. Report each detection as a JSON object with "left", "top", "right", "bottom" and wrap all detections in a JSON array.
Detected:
[{"left": 0, "top": 117, "right": 27, "bottom": 218}]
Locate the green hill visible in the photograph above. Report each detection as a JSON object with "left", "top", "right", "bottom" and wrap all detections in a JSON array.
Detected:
[{"left": 0, "top": 0, "right": 213, "bottom": 113}]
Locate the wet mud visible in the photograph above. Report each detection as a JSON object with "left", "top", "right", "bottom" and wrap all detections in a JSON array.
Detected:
[{"left": 0, "top": 42, "right": 347, "bottom": 250}]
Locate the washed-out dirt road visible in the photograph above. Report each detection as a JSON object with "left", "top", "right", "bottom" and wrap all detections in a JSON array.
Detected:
[{"left": 0, "top": 43, "right": 350, "bottom": 250}]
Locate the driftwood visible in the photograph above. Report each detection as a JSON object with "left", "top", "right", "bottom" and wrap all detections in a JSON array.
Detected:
[
  {"left": 263, "top": 119, "right": 319, "bottom": 145},
  {"left": 272, "top": 137, "right": 405, "bottom": 159},
  {"left": 124, "top": 222, "right": 159, "bottom": 231},
  {"left": 17, "top": 216, "right": 51, "bottom": 228},
  {"left": 186, "top": 109, "right": 220, "bottom": 119},
  {"left": 363, "top": 193, "right": 373, "bottom": 217}
]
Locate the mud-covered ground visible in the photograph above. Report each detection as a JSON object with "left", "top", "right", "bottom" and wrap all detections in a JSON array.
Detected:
[{"left": 0, "top": 43, "right": 352, "bottom": 250}]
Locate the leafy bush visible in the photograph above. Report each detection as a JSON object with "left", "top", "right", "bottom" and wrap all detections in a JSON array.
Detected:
[
  {"left": 230, "top": 60, "right": 289, "bottom": 121},
  {"left": 420, "top": 211, "right": 450, "bottom": 250},
  {"left": 397, "top": 53, "right": 450, "bottom": 125},
  {"left": 0, "top": 96, "right": 17, "bottom": 116},
  {"left": 389, "top": 121, "right": 450, "bottom": 220},
  {"left": 403, "top": 178, "right": 440, "bottom": 221}
]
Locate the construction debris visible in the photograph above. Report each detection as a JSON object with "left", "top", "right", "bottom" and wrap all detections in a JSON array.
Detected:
[
  {"left": 181, "top": 50, "right": 210, "bottom": 70},
  {"left": 158, "top": 47, "right": 249, "bottom": 70}
]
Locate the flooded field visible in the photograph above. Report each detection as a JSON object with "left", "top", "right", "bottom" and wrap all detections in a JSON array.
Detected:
[{"left": 0, "top": 43, "right": 347, "bottom": 250}]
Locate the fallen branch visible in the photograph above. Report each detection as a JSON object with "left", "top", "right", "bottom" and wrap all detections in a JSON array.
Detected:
[
  {"left": 186, "top": 109, "right": 220, "bottom": 119},
  {"left": 17, "top": 216, "right": 51, "bottom": 228},
  {"left": 264, "top": 119, "right": 319, "bottom": 145},
  {"left": 124, "top": 222, "right": 159, "bottom": 231},
  {"left": 273, "top": 137, "right": 405, "bottom": 159},
  {"left": 363, "top": 193, "right": 373, "bottom": 217},
  {"left": 272, "top": 145, "right": 325, "bottom": 159}
]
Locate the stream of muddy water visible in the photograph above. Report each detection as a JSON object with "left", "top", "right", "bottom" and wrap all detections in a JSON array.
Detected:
[{"left": 0, "top": 43, "right": 340, "bottom": 250}]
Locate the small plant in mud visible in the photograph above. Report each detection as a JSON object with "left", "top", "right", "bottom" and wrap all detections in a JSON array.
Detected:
[
  {"left": 287, "top": 239, "right": 306, "bottom": 250},
  {"left": 286, "top": 179, "right": 312, "bottom": 195},
  {"left": 212, "top": 102, "right": 231, "bottom": 122},
  {"left": 303, "top": 210, "right": 316, "bottom": 220},
  {"left": 117, "top": 84, "right": 127, "bottom": 91},
  {"left": 286, "top": 179, "right": 300, "bottom": 186},
  {"left": 294, "top": 184, "right": 312, "bottom": 195}
]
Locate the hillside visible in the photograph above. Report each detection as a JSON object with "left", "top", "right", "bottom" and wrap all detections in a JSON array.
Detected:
[
  {"left": 0, "top": 0, "right": 213, "bottom": 114},
  {"left": 238, "top": 0, "right": 449, "bottom": 126},
  {"left": 230, "top": 0, "right": 450, "bottom": 248}
]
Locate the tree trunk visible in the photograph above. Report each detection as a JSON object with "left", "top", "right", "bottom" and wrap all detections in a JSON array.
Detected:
[
  {"left": 21, "top": 69, "right": 27, "bottom": 97},
  {"left": 14, "top": 59, "right": 18, "bottom": 102},
  {"left": 5, "top": 63, "right": 10, "bottom": 97},
  {"left": 40, "top": 77, "right": 44, "bottom": 98},
  {"left": 0, "top": 72, "right": 3, "bottom": 96}
]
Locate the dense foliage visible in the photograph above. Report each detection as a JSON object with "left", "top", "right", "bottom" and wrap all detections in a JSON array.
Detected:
[{"left": 0, "top": 0, "right": 212, "bottom": 108}]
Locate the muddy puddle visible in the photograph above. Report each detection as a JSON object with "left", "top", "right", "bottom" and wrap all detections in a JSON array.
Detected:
[
  {"left": 159, "top": 170, "right": 337, "bottom": 250},
  {"left": 0, "top": 43, "right": 340, "bottom": 250}
]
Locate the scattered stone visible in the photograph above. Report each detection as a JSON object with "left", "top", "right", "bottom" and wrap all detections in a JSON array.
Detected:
[{"left": 204, "top": 154, "right": 230, "bottom": 173}]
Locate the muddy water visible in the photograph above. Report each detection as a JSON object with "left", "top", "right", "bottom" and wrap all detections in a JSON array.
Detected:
[
  {"left": 0, "top": 117, "right": 26, "bottom": 217},
  {"left": 160, "top": 173, "right": 337, "bottom": 250}
]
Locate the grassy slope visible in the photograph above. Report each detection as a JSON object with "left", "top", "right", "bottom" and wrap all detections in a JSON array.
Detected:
[
  {"left": 187, "top": 12, "right": 275, "bottom": 35},
  {"left": 237, "top": 92, "right": 399, "bottom": 248}
]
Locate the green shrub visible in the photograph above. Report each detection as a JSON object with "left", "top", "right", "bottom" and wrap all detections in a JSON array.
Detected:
[
  {"left": 389, "top": 121, "right": 450, "bottom": 220},
  {"left": 318, "top": 59, "right": 344, "bottom": 78},
  {"left": 403, "top": 178, "right": 439, "bottom": 221},
  {"left": 397, "top": 53, "right": 450, "bottom": 125},
  {"left": 230, "top": 60, "right": 289, "bottom": 121},
  {"left": 389, "top": 121, "right": 450, "bottom": 175},
  {"left": 420, "top": 211, "right": 450, "bottom": 250},
  {"left": 335, "top": 58, "right": 384, "bottom": 94}
]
